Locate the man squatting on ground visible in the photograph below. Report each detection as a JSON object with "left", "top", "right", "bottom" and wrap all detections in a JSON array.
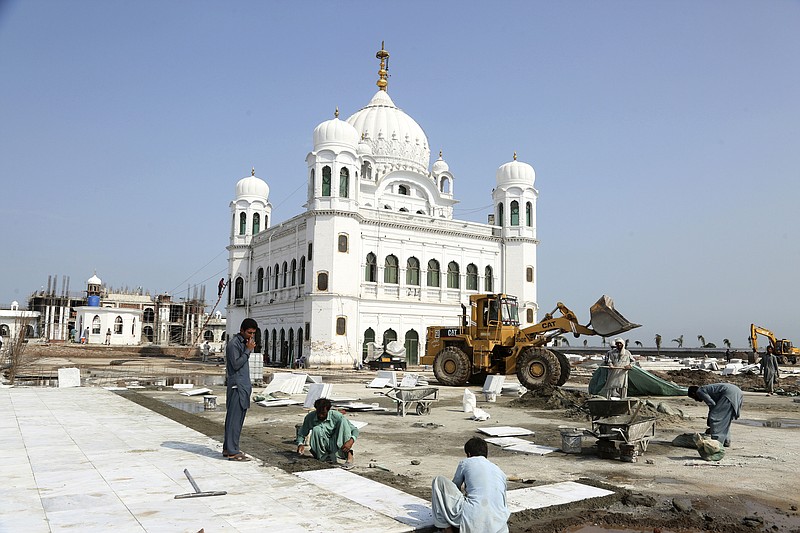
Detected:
[
  {"left": 687, "top": 383, "right": 744, "bottom": 448},
  {"left": 431, "top": 437, "right": 510, "bottom": 533},
  {"left": 223, "top": 318, "right": 257, "bottom": 462},
  {"left": 296, "top": 397, "right": 358, "bottom": 469}
]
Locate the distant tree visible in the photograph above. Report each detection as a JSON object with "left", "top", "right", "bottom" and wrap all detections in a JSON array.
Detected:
[
  {"left": 583, "top": 339, "right": 588, "bottom": 347},
  {"left": 697, "top": 335, "right": 706, "bottom": 347},
  {"left": 671, "top": 335, "right": 684, "bottom": 348},
  {"left": 723, "top": 338, "right": 731, "bottom": 349},
  {"left": 602, "top": 337, "right": 607, "bottom": 347},
  {"left": 634, "top": 340, "right": 643, "bottom": 347},
  {"left": 655, "top": 334, "right": 662, "bottom": 355},
  {"left": 704, "top": 343, "right": 717, "bottom": 348}
]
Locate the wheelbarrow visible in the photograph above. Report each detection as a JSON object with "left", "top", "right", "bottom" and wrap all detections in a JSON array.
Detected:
[{"left": 382, "top": 386, "right": 440, "bottom": 417}]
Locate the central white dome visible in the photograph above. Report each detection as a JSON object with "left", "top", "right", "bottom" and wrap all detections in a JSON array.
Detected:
[{"left": 346, "top": 91, "right": 430, "bottom": 173}]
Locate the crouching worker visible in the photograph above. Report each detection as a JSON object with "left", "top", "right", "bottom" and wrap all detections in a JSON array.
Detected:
[
  {"left": 688, "top": 383, "right": 743, "bottom": 448},
  {"left": 296, "top": 398, "right": 358, "bottom": 469},
  {"left": 431, "top": 437, "right": 510, "bottom": 533}
]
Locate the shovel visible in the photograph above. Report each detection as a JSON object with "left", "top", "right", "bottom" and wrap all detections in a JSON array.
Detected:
[{"left": 174, "top": 469, "right": 227, "bottom": 499}]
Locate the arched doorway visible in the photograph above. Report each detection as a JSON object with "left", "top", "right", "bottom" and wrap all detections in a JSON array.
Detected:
[
  {"left": 405, "top": 329, "right": 419, "bottom": 365},
  {"left": 362, "top": 328, "right": 375, "bottom": 363}
]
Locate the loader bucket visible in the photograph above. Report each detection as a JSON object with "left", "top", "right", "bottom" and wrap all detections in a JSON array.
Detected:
[{"left": 589, "top": 295, "right": 641, "bottom": 337}]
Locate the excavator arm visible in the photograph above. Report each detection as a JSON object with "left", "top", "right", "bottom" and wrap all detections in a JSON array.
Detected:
[{"left": 751, "top": 324, "right": 777, "bottom": 353}]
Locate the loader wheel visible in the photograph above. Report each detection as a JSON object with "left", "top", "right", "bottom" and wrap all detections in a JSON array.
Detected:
[
  {"left": 433, "top": 346, "right": 471, "bottom": 386},
  {"left": 554, "top": 351, "right": 571, "bottom": 386},
  {"left": 516, "top": 347, "right": 562, "bottom": 390}
]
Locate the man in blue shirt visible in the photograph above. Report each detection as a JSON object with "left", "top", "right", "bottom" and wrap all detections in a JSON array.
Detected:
[
  {"left": 688, "top": 383, "right": 743, "bottom": 447},
  {"left": 431, "top": 437, "right": 510, "bottom": 533},
  {"left": 223, "top": 318, "right": 257, "bottom": 461}
]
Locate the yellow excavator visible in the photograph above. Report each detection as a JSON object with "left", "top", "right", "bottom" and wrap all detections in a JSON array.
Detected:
[
  {"left": 420, "top": 294, "right": 640, "bottom": 390},
  {"left": 750, "top": 324, "right": 799, "bottom": 364}
]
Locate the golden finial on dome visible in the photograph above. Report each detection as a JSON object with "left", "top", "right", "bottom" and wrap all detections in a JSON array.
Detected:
[
  {"left": 513, "top": 151, "right": 517, "bottom": 161},
  {"left": 376, "top": 41, "right": 390, "bottom": 92},
  {"left": 335, "top": 107, "right": 339, "bottom": 118},
  {"left": 439, "top": 150, "right": 443, "bottom": 158},
  {"left": 251, "top": 167, "right": 255, "bottom": 176}
]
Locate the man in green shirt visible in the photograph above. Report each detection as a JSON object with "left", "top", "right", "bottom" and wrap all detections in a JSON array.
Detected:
[{"left": 296, "top": 397, "right": 358, "bottom": 469}]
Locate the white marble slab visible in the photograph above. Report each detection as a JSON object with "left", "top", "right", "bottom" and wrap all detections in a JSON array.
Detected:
[
  {"left": 367, "top": 377, "right": 391, "bottom": 388},
  {"left": 478, "top": 426, "right": 534, "bottom": 437},
  {"left": 507, "top": 481, "right": 614, "bottom": 512},
  {"left": 304, "top": 383, "right": 333, "bottom": 408},
  {"left": 485, "top": 436, "right": 532, "bottom": 448},
  {"left": 180, "top": 387, "right": 212, "bottom": 396},
  {"left": 58, "top": 367, "right": 81, "bottom": 388},
  {"left": 504, "top": 442, "right": 558, "bottom": 455}
]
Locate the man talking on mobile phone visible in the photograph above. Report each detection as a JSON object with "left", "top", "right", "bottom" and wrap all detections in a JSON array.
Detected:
[{"left": 223, "top": 318, "right": 257, "bottom": 461}]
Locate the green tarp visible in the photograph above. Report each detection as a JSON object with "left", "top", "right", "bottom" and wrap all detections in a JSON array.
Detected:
[{"left": 588, "top": 365, "right": 688, "bottom": 396}]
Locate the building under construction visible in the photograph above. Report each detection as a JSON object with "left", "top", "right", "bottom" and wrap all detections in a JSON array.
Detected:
[{"left": 26, "top": 273, "right": 218, "bottom": 347}]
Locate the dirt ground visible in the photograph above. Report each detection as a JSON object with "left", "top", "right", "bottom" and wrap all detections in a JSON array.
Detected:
[{"left": 10, "top": 345, "right": 800, "bottom": 532}]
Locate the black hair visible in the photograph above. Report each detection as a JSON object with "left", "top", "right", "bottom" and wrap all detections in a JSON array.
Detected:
[
  {"left": 464, "top": 437, "right": 488, "bottom": 458},
  {"left": 687, "top": 385, "right": 699, "bottom": 398},
  {"left": 240, "top": 318, "right": 258, "bottom": 332},
  {"left": 314, "top": 397, "right": 333, "bottom": 411}
]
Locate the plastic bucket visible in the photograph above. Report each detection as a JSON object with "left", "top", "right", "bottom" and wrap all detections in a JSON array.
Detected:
[{"left": 560, "top": 429, "right": 582, "bottom": 454}]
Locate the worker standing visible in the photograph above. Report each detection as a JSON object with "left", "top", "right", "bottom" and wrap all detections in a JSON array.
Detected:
[
  {"left": 223, "top": 318, "right": 257, "bottom": 462},
  {"left": 761, "top": 346, "right": 780, "bottom": 396},
  {"left": 603, "top": 338, "right": 632, "bottom": 399}
]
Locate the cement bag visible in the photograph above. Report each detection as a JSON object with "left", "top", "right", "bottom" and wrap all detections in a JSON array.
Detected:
[
  {"left": 692, "top": 432, "right": 725, "bottom": 462},
  {"left": 463, "top": 388, "right": 476, "bottom": 413}
]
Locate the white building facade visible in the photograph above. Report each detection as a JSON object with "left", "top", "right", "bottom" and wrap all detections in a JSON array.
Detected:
[{"left": 227, "top": 46, "right": 539, "bottom": 368}]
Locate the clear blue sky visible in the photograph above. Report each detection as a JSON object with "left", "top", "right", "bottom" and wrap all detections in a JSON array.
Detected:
[{"left": 1, "top": 1, "right": 798, "bottom": 349}]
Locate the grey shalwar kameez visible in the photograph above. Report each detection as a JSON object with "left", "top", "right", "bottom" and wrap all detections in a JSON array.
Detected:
[
  {"left": 695, "top": 383, "right": 743, "bottom": 447},
  {"left": 223, "top": 332, "right": 252, "bottom": 456},
  {"left": 761, "top": 351, "right": 780, "bottom": 394}
]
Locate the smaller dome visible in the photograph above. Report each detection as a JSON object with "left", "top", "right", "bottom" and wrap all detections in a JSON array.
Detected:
[
  {"left": 496, "top": 155, "right": 535, "bottom": 187},
  {"left": 313, "top": 115, "right": 359, "bottom": 149},
  {"left": 357, "top": 134, "right": 373, "bottom": 156},
  {"left": 432, "top": 151, "right": 449, "bottom": 175},
  {"left": 236, "top": 170, "right": 269, "bottom": 199},
  {"left": 88, "top": 274, "right": 102, "bottom": 285}
]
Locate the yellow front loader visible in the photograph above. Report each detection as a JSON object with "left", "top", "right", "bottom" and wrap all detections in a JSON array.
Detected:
[{"left": 420, "top": 294, "right": 640, "bottom": 390}]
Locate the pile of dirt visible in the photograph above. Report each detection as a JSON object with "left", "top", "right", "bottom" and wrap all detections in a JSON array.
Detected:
[{"left": 653, "top": 368, "right": 800, "bottom": 394}]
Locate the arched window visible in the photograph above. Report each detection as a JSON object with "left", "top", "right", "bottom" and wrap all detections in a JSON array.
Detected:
[
  {"left": 264, "top": 329, "right": 270, "bottom": 357},
  {"left": 427, "top": 259, "right": 440, "bottom": 287},
  {"left": 440, "top": 177, "right": 450, "bottom": 193},
  {"left": 291, "top": 259, "right": 297, "bottom": 286},
  {"left": 273, "top": 263, "right": 280, "bottom": 288},
  {"left": 365, "top": 253, "right": 377, "bottom": 282},
  {"left": 362, "top": 327, "right": 375, "bottom": 362},
  {"left": 527, "top": 266, "right": 534, "bottom": 283},
  {"left": 526, "top": 308, "right": 534, "bottom": 323},
  {"left": 383, "top": 328, "right": 397, "bottom": 348},
  {"left": 404, "top": 329, "right": 420, "bottom": 365},
  {"left": 239, "top": 212, "right": 247, "bottom": 235},
  {"left": 526, "top": 202, "right": 532, "bottom": 227},
  {"left": 0, "top": 325, "right": 9, "bottom": 336},
  {"left": 510, "top": 201, "right": 520, "bottom": 226},
  {"left": 143, "top": 326, "right": 154, "bottom": 342},
  {"left": 234, "top": 277, "right": 244, "bottom": 299},
  {"left": 361, "top": 161, "right": 372, "bottom": 181},
  {"left": 338, "top": 234, "right": 348, "bottom": 253},
  {"left": 447, "top": 261, "right": 460, "bottom": 289},
  {"left": 203, "top": 330, "right": 214, "bottom": 341},
  {"left": 384, "top": 255, "right": 398, "bottom": 284},
  {"left": 317, "top": 271, "right": 329, "bottom": 291},
  {"left": 271, "top": 328, "right": 277, "bottom": 362},
  {"left": 282, "top": 261, "right": 288, "bottom": 288},
  {"left": 336, "top": 317, "right": 346, "bottom": 335},
  {"left": 114, "top": 316, "right": 123, "bottom": 334},
  {"left": 257, "top": 267, "right": 264, "bottom": 292},
  {"left": 143, "top": 308, "right": 154, "bottom": 322},
  {"left": 466, "top": 263, "right": 478, "bottom": 290},
  {"left": 299, "top": 256, "right": 306, "bottom": 285},
  {"left": 398, "top": 184, "right": 409, "bottom": 195},
  {"left": 253, "top": 213, "right": 260, "bottom": 234},
  {"left": 406, "top": 257, "right": 420, "bottom": 286},
  {"left": 399, "top": 207, "right": 408, "bottom": 212},
  {"left": 485, "top": 266, "right": 494, "bottom": 292},
  {"left": 310, "top": 168, "right": 315, "bottom": 193},
  {"left": 92, "top": 315, "right": 101, "bottom": 334},
  {"left": 497, "top": 203, "right": 504, "bottom": 226},
  {"left": 340, "top": 168, "right": 349, "bottom": 198},
  {"left": 322, "top": 166, "right": 331, "bottom": 196},
  {"left": 266, "top": 266, "right": 271, "bottom": 291}
]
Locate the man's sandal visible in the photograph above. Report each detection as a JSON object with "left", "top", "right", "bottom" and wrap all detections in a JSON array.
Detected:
[{"left": 228, "top": 453, "right": 251, "bottom": 462}]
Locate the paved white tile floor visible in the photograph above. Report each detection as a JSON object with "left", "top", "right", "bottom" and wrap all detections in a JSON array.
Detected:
[{"left": 0, "top": 387, "right": 416, "bottom": 532}]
